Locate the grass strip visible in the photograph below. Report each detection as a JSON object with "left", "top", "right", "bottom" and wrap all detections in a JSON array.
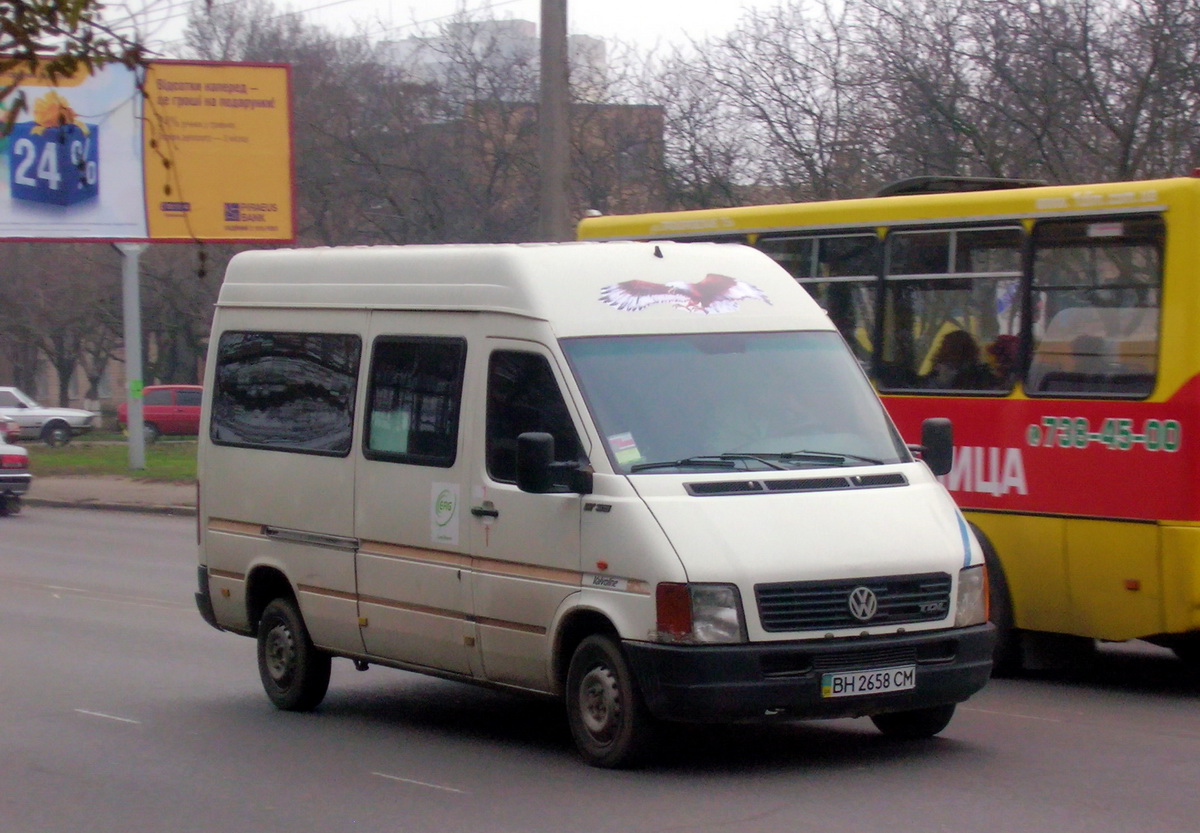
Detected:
[{"left": 27, "top": 440, "right": 198, "bottom": 482}]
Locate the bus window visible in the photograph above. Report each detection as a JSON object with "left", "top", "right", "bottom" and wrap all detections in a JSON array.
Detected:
[
  {"left": 878, "top": 226, "right": 1023, "bottom": 392},
  {"left": 1026, "top": 217, "right": 1162, "bottom": 398},
  {"left": 758, "top": 233, "right": 879, "bottom": 362}
]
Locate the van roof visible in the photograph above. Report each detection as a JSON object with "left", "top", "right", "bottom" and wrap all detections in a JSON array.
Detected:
[{"left": 217, "top": 241, "right": 832, "bottom": 337}]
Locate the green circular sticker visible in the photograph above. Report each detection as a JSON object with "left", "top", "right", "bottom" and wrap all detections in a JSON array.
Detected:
[{"left": 434, "top": 489, "right": 457, "bottom": 527}]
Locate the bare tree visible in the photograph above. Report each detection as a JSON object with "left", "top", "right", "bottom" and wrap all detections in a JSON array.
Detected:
[
  {"left": 626, "top": 47, "right": 751, "bottom": 209},
  {"left": 0, "top": 244, "right": 120, "bottom": 405},
  {"left": 1, "top": 0, "right": 147, "bottom": 132}
]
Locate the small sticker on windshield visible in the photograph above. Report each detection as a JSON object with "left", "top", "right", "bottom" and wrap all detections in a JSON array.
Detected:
[{"left": 608, "top": 432, "right": 643, "bottom": 465}]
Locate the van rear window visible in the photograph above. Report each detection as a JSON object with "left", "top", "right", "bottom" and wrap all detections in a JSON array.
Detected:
[{"left": 210, "top": 331, "right": 361, "bottom": 455}]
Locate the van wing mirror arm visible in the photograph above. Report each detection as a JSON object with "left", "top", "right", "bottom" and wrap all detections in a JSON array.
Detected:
[
  {"left": 555, "top": 461, "right": 593, "bottom": 495},
  {"left": 516, "top": 432, "right": 594, "bottom": 494}
]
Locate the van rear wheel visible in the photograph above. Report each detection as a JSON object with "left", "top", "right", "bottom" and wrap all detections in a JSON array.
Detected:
[
  {"left": 870, "top": 704, "right": 956, "bottom": 739},
  {"left": 257, "top": 597, "right": 331, "bottom": 711},
  {"left": 565, "top": 634, "right": 655, "bottom": 768}
]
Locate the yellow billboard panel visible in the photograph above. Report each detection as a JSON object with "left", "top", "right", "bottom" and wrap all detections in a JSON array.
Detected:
[{"left": 143, "top": 62, "right": 294, "bottom": 242}]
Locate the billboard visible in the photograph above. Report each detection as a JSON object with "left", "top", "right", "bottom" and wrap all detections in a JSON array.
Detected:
[{"left": 0, "top": 60, "right": 294, "bottom": 242}]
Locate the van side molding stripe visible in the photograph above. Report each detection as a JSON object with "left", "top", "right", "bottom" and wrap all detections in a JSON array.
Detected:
[
  {"left": 298, "top": 584, "right": 358, "bottom": 603},
  {"left": 957, "top": 512, "right": 973, "bottom": 568},
  {"left": 208, "top": 519, "right": 265, "bottom": 536},
  {"left": 358, "top": 540, "right": 471, "bottom": 570},
  {"left": 264, "top": 526, "right": 359, "bottom": 551},
  {"left": 209, "top": 522, "right": 647, "bottom": 593},
  {"left": 357, "top": 593, "right": 468, "bottom": 622}
]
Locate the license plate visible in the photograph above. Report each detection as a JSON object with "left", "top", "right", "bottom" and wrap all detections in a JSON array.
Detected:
[{"left": 821, "top": 665, "right": 916, "bottom": 698}]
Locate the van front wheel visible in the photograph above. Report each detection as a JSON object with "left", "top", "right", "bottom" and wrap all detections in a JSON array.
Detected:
[
  {"left": 257, "top": 597, "right": 331, "bottom": 711},
  {"left": 870, "top": 704, "right": 956, "bottom": 739},
  {"left": 565, "top": 634, "right": 655, "bottom": 768}
]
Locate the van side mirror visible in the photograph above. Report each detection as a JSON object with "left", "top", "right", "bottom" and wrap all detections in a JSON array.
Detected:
[
  {"left": 516, "top": 432, "right": 593, "bottom": 495},
  {"left": 917, "top": 418, "right": 954, "bottom": 476}
]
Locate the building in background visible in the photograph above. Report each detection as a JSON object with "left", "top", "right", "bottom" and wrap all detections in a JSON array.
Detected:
[{"left": 380, "top": 18, "right": 608, "bottom": 102}]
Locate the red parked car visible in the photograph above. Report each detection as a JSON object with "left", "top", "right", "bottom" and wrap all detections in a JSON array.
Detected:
[{"left": 117, "top": 385, "right": 203, "bottom": 443}]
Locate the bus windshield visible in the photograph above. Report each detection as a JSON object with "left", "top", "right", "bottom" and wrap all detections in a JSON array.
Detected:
[{"left": 561, "top": 331, "right": 909, "bottom": 474}]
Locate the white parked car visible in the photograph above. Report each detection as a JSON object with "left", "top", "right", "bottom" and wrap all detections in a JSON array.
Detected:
[
  {"left": 0, "top": 438, "right": 31, "bottom": 515},
  {"left": 0, "top": 386, "right": 98, "bottom": 446}
]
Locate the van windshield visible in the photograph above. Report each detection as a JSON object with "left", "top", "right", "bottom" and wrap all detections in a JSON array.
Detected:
[{"left": 561, "top": 331, "right": 909, "bottom": 474}]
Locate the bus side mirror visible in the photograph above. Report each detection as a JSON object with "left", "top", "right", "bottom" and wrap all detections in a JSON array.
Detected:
[
  {"left": 919, "top": 418, "right": 954, "bottom": 476},
  {"left": 516, "top": 432, "right": 593, "bottom": 495}
]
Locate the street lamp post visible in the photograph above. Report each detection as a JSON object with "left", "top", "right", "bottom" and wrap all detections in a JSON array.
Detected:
[{"left": 538, "top": 0, "right": 571, "bottom": 241}]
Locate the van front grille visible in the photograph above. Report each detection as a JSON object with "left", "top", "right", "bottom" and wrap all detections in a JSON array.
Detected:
[{"left": 755, "top": 572, "right": 952, "bottom": 632}]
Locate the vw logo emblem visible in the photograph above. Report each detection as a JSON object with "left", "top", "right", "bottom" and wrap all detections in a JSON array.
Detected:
[{"left": 848, "top": 586, "right": 878, "bottom": 622}]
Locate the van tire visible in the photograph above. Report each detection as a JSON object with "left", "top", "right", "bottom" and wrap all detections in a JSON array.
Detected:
[
  {"left": 565, "top": 634, "right": 655, "bottom": 768},
  {"left": 257, "top": 597, "right": 331, "bottom": 711},
  {"left": 144, "top": 423, "right": 161, "bottom": 444},
  {"left": 870, "top": 703, "right": 956, "bottom": 739}
]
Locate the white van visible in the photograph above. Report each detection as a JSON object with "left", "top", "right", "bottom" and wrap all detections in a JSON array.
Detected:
[{"left": 195, "top": 241, "right": 994, "bottom": 767}]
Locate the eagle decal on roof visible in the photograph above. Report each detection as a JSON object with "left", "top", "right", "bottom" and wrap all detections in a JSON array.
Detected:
[{"left": 599, "top": 273, "right": 772, "bottom": 315}]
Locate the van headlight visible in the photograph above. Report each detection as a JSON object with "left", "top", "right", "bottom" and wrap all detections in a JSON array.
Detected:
[
  {"left": 955, "top": 564, "right": 989, "bottom": 627},
  {"left": 655, "top": 582, "right": 747, "bottom": 644}
]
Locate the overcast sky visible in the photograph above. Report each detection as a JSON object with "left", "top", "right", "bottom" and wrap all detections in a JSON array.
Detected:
[{"left": 126, "top": 0, "right": 785, "bottom": 54}]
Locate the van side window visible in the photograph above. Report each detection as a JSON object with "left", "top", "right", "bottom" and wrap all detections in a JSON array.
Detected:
[
  {"left": 210, "top": 331, "right": 361, "bottom": 456},
  {"left": 487, "top": 351, "right": 582, "bottom": 483},
  {"left": 364, "top": 337, "right": 466, "bottom": 467},
  {"left": 143, "top": 389, "right": 171, "bottom": 406}
]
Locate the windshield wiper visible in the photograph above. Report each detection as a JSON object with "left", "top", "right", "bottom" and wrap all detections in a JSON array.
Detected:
[
  {"left": 630, "top": 453, "right": 786, "bottom": 473},
  {"left": 778, "top": 449, "right": 885, "bottom": 466}
]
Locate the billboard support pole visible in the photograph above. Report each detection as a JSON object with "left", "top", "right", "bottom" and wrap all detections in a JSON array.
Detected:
[{"left": 115, "top": 242, "right": 149, "bottom": 470}]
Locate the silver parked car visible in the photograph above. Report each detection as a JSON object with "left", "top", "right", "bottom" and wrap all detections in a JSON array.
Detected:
[
  {"left": 0, "top": 438, "right": 31, "bottom": 515},
  {"left": 0, "top": 387, "right": 98, "bottom": 446}
]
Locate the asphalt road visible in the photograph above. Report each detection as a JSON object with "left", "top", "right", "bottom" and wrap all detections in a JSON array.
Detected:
[{"left": 2, "top": 507, "right": 1198, "bottom": 833}]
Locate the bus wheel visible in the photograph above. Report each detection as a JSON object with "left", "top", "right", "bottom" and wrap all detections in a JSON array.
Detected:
[
  {"left": 972, "top": 523, "right": 1020, "bottom": 676},
  {"left": 257, "top": 597, "right": 331, "bottom": 711},
  {"left": 870, "top": 704, "right": 956, "bottom": 739},
  {"left": 565, "top": 634, "right": 655, "bottom": 768},
  {"left": 1169, "top": 636, "right": 1200, "bottom": 667}
]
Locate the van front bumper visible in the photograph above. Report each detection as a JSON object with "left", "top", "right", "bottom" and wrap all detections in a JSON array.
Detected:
[{"left": 623, "top": 624, "right": 995, "bottom": 722}]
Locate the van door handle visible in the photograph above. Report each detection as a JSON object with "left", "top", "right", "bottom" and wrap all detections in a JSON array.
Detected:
[{"left": 471, "top": 505, "right": 499, "bottom": 518}]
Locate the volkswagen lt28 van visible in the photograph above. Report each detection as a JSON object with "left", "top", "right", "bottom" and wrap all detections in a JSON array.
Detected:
[{"left": 194, "top": 241, "right": 994, "bottom": 767}]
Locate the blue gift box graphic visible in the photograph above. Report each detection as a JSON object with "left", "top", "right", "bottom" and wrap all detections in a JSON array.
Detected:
[{"left": 7, "top": 121, "right": 99, "bottom": 206}]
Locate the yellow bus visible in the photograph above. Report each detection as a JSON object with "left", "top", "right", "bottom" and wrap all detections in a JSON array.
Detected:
[{"left": 579, "top": 175, "right": 1200, "bottom": 671}]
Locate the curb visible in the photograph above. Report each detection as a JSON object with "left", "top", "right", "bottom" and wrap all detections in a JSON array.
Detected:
[{"left": 23, "top": 497, "right": 197, "bottom": 517}]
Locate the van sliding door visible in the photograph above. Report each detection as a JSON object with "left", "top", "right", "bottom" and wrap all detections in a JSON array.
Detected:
[{"left": 353, "top": 320, "right": 475, "bottom": 675}]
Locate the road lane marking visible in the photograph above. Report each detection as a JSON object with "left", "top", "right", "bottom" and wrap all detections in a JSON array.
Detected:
[
  {"left": 961, "top": 706, "right": 1062, "bottom": 723},
  {"left": 6, "top": 578, "right": 188, "bottom": 612},
  {"left": 371, "top": 772, "right": 466, "bottom": 793},
  {"left": 75, "top": 709, "right": 141, "bottom": 724}
]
